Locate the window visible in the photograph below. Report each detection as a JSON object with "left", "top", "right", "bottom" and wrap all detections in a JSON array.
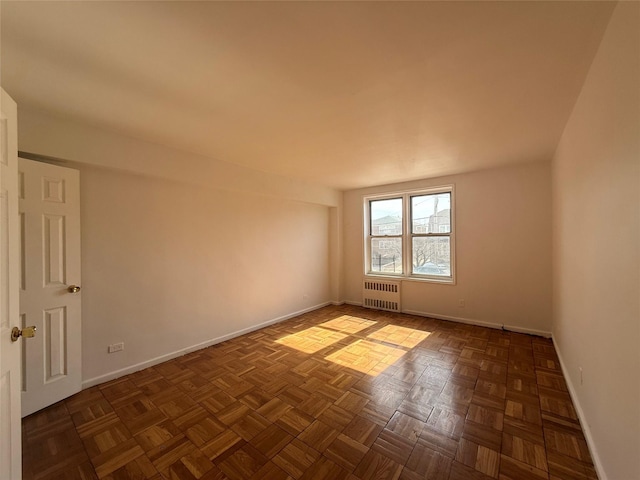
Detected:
[{"left": 365, "top": 186, "right": 454, "bottom": 283}]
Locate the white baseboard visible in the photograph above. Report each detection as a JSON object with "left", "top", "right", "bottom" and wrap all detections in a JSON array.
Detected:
[
  {"left": 402, "top": 308, "right": 552, "bottom": 338},
  {"left": 344, "top": 300, "right": 551, "bottom": 338},
  {"left": 82, "top": 302, "right": 332, "bottom": 389},
  {"left": 554, "top": 342, "right": 607, "bottom": 480}
]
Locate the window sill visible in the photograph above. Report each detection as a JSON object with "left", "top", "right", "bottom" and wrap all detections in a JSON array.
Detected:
[{"left": 364, "top": 273, "right": 456, "bottom": 286}]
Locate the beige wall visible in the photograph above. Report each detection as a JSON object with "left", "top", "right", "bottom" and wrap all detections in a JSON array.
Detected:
[
  {"left": 78, "top": 165, "right": 331, "bottom": 384},
  {"left": 343, "top": 161, "right": 552, "bottom": 335},
  {"left": 552, "top": 3, "right": 640, "bottom": 480}
]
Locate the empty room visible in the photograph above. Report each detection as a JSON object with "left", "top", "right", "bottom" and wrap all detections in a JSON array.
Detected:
[{"left": 0, "top": 1, "right": 638, "bottom": 480}]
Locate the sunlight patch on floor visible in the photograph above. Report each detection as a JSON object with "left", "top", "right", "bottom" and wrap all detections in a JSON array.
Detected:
[
  {"left": 325, "top": 340, "right": 406, "bottom": 375},
  {"left": 275, "top": 326, "right": 348, "bottom": 354},
  {"left": 366, "top": 324, "right": 431, "bottom": 348},
  {"left": 275, "top": 315, "right": 432, "bottom": 376},
  {"left": 318, "top": 315, "right": 377, "bottom": 334}
]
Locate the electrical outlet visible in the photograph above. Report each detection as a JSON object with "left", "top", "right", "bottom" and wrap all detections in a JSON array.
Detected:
[
  {"left": 579, "top": 366, "right": 583, "bottom": 386},
  {"left": 108, "top": 342, "right": 124, "bottom": 353},
  {"left": 303, "top": 294, "right": 308, "bottom": 300},
  {"left": 458, "top": 299, "right": 465, "bottom": 308}
]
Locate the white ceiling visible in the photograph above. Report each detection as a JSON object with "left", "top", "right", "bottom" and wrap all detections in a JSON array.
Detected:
[{"left": 1, "top": 1, "right": 615, "bottom": 190}]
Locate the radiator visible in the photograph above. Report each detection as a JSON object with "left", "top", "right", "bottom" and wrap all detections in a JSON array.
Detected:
[{"left": 363, "top": 279, "right": 401, "bottom": 313}]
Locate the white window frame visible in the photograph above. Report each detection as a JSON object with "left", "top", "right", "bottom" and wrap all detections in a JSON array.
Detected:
[{"left": 363, "top": 185, "right": 455, "bottom": 284}]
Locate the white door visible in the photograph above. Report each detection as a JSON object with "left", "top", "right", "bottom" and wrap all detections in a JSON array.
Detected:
[
  {"left": 1, "top": 89, "right": 22, "bottom": 479},
  {"left": 19, "top": 158, "right": 81, "bottom": 417}
]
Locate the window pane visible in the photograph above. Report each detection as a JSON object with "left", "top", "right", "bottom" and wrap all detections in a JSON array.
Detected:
[
  {"left": 412, "top": 193, "right": 451, "bottom": 234},
  {"left": 370, "top": 238, "right": 403, "bottom": 274},
  {"left": 370, "top": 198, "right": 403, "bottom": 236},
  {"left": 412, "top": 237, "right": 450, "bottom": 276}
]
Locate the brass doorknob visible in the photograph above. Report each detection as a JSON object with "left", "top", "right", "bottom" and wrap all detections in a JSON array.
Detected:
[
  {"left": 11, "top": 326, "right": 36, "bottom": 342},
  {"left": 67, "top": 285, "right": 81, "bottom": 293}
]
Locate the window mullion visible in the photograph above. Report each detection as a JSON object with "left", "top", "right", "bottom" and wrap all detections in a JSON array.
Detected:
[{"left": 404, "top": 193, "right": 411, "bottom": 277}]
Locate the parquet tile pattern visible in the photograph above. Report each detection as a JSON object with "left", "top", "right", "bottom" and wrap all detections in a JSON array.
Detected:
[{"left": 22, "top": 305, "right": 598, "bottom": 480}]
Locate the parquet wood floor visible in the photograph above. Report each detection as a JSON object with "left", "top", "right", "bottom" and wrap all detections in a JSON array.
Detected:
[{"left": 22, "top": 305, "right": 598, "bottom": 480}]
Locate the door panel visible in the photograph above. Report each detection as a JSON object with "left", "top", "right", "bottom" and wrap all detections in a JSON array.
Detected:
[
  {"left": 19, "top": 158, "right": 81, "bottom": 417},
  {"left": 45, "top": 306, "right": 67, "bottom": 381}
]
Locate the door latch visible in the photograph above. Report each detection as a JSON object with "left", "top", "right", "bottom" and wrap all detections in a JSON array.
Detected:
[{"left": 11, "top": 326, "right": 36, "bottom": 342}]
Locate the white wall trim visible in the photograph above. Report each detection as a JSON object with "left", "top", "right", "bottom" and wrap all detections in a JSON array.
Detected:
[
  {"left": 402, "top": 309, "right": 552, "bottom": 338},
  {"left": 554, "top": 341, "right": 607, "bottom": 480},
  {"left": 344, "top": 302, "right": 551, "bottom": 338},
  {"left": 82, "top": 302, "right": 332, "bottom": 389}
]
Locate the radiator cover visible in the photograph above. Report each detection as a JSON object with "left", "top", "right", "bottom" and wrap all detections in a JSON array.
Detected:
[{"left": 362, "top": 279, "right": 401, "bottom": 312}]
